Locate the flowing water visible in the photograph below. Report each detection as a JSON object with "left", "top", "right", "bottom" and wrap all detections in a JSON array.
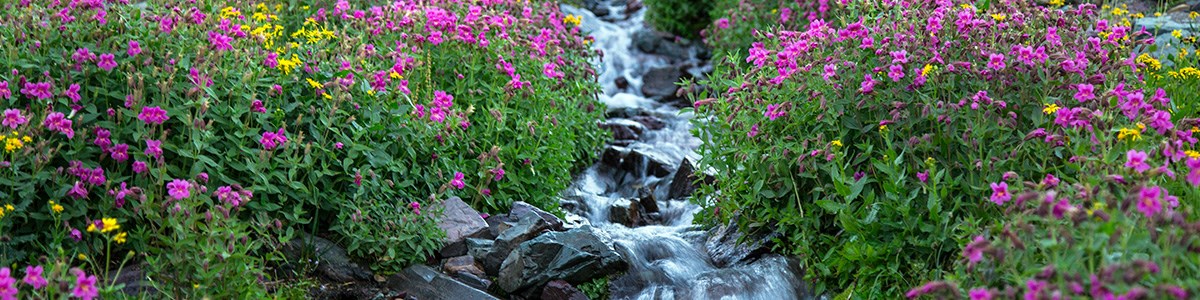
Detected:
[{"left": 558, "top": 2, "right": 811, "bottom": 299}]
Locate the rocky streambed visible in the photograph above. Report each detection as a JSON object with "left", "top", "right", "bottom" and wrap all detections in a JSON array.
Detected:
[{"left": 306, "top": 0, "right": 812, "bottom": 299}]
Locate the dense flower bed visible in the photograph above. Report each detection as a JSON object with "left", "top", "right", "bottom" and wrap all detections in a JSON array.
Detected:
[
  {"left": 0, "top": 0, "right": 603, "bottom": 297},
  {"left": 696, "top": 0, "right": 1200, "bottom": 297}
]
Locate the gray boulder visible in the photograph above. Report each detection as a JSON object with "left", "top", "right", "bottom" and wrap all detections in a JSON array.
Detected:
[
  {"left": 511, "top": 201, "right": 566, "bottom": 231},
  {"left": 282, "top": 233, "right": 373, "bottom": 283},
  {"left": 435, "top": 197, "right": 489, "bottom": 257},
  {"left": 387, "top": 265, "right": 498, "bottom": 300},
  {"left": 484, "top": 215, "right": 551, "bottom": 275},
  {"left": 497, "top": 226, "right": 628, "bottom": 295},
  {"left": 542, "top": 280, "right": 590, "bottom": 300},
  {"left": 608, "top": 198, "right": 640, "bottom": 227}
]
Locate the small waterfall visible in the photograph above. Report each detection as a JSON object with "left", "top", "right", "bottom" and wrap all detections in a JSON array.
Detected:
[{"left": 558, "top": 1, "right": 812, "bottom": 299}]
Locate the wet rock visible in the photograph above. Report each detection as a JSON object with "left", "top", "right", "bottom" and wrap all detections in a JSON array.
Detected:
[
  {"left": 632, "top": 30, "right": 687, "bottom": 59},
  {"left": 511, "top": 201, "right": 566, "bottom": 231},
  {"left": 1135, "top": 16, "right": 1192, "bottom": 35},
  {"left": 638, "top": 189, "right": 660, "bottom": 213},
  {"left": 667, "top": 157, "right": 714, "bottom": 200},
  {"left": 585, "top": 0, "right": 610, "bottom": 18},
  {"left": 630, "top": 115, "right": 666, "bottom": 130},
  {"left": 542, "top": 280, "right": 589, "bottom": 300},
  {"left": 466, "top": 238, "right": 494, "bottom": 261},
  {"left": 559, "top": 195, "right": 591, "bottom": 217},
  {"left": 485, "top": 214, "right": 511, "bottom": 239},
  {"left": 282, "top": 233, "right": 373, "bottom": 283},
  {"left": 443, "top": 255, "right": 485, "bottom": 277},
  {"left": 641, "top": 65, "right": 683, "bottom": 101},
  {"left": 609, "top": 198, "right": 641, "bottom": 227},
  {"left": 706, "top": 215, "right": 781, "bottom": 268},
  {"left": 621, "top": 148, "right": 674, "bottom": 177},
  {"left": 601, "top": 146, "right": 627, "bottom": 167},
  {"left": 625, "top": 0, "right": 643, "bottom": 15},
  {"left": 484, "top": 215, "right": 551, "bottom": 275},
  {"left": 615, "top": 76, "right": 630, "bottom": 89},
  {"left": 387, "top": 265, "right": 498, "bottom": 300},
  {"left": 599, "top": 120, "right": 644, "bottom": 141},
  {"left": 497, "top": 226, "right": 628, "bottom": 295},
  {"left": 451, "top": 271, "right": 493, "bottom": 292},
  {"left": 435, "top": 197, "right": 489, "bottom": 257}
]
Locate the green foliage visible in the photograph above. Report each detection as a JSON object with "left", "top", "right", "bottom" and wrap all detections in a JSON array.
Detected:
[
  {"left": 579, "top": 275, "right": 611, "bottom": 300},
  {"left": 0, "top": 0, "right": 604, "bottom": 295},
  {"left": 644, "top": 0, "right": 717, "bottom": 40},
  {"left": 693, "top": 0, "right": 1200, "bottom": 297}
]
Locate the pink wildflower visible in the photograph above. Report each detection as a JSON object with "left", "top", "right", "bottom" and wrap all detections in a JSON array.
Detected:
[
  {"left": 969, "top": 288, "right": 992, "bottom": 300},
  {"left": 71, "top": 270, "right": 98, "bottom": 300},
  {"left": 0, "top": 268, "right": 14, "bottom": 300},
  {"left": 23, "top": 265, "right": 47, "bottom": 289},
  {"left": 1136, "top": 186, "right": 1163, "bottom": 218},
  {"left": 97, "top": 53, "right": 117, "bottom": 71},
  {"left": 1074, "top": 84, "right": 1095, "bottom": 102},
  {"left": 167, "top": 179, "right": 191, "bottom": 200},
  {"left": 989, "top": 182, "right": 1010, "bottom": 205},
  {"left": 144, "top": 139, "right": 163, "bottom": 159},
  {"left": 127, "top": 41, "right": 142, "bottom": 57},
  {"left": 1125, "top": 150, "right": 1150, "bottom": 173},
  {"left": 451, "top": 171, "right": 466, "bottom": 189},
  {"left": 888, "top": 64, "right": 905, "bottom": 82},
  {"left": 137, "top": 106, "right": 169, "bottom": 125},
  {"left": 2, "top": 109, "right": 27, "bottom": 129},
  {"left": 986, "top": 53, "right": 1005, "bottom": 71},
  {"left": 764, "top": 104, "right": 786, "bottom": 120}
]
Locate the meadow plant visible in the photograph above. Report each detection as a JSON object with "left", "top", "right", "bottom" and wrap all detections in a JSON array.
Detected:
[
  {"left": 0, "top": 0, "right": 604, "bottom": 295},
  {"left": 696, "top": 0, "right": 1200, "bottom": 296}
]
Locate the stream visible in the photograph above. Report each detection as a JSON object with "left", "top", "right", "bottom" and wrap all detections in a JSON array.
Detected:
[{"left": 557, "top": 1, "right": 812, "bottom": 299}]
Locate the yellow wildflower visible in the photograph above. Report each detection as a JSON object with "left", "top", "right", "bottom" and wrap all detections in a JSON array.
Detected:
[
  {"left": 1043, "top": 103, "right": 1061, "bottom": 115},
  {"left": 1187, "top": 150, "right": 1200, "bottom": 159},
  {"left": 921, "top": 64, "right": 936, "bottom": 77},
  {"left": 21, "top": 135, "right": 30, "bottom": 143},
  {"left": 990, "top": 14, "right": 1006, "bottom": 22},
  {"left": 78, "top": 253, "right": 87, "bottom": 261},
  {"left": 306, "top": 78, "right": 323, "bottom": 89},
  {"left": 4, "top": 204, "right": 12, "bottom": 212},
  {"left": 51, "top": 202, "right": 64, "bottom": 214},
  {"left": 959, "top": 3, "right": 973, "bottom": 10},
  {"left": 1048, "top": 0, "right": 1063, "bottom": 7},
  {"left": 1180, "top": 67, "right": 1200, "bottom": 79},
  {"left": 113, "top": 232, "right": 128, "bottom": 244},
  {"left": 220, "top": 7, "right": 241, "bottom": 19},
  {"left": 389, "top": 71, "right": 402, "bottom": 79},
  {"left": 1117, "top": 127, "right": 1142, "bottom": 141},
  {"left": 1111, "top": 7, "right": 1126, "bottom": 16},
  {"left": 1136, "top": 53, "right": 1161, "bottom": 71},
  {"left": 1152, "top": 12, "right": 1160, "bottom": 17},
  {"left": 324, "top": 93, "right": 333, "bottom": 100},
  {"left": 86, "top": 223, "right": 97, "bottom": 233},
  {"left": 367, "top": 90, "right": 376, "bottom": 96},
  {"left": 101, "top": 217, "right": 120, "bottom": 233},
  {"left": 1136, "top": 122, "right": 1146, "bottom": 131},
  {"left": 1192, "top": 11, "right": 1199, "bottom": 19},
  {"left": 832, "top": 140, "right": 843, "bottom": 147},
  {"left": 1173, "top": 30, "right": 1183, "bottom": 40},
  {"left": 563, "top": 15, "right": 582, "bottom": 27},
  {"left": 879, "top": 124, "right": 888, "bottom": 132},
  {"left": 4, "top": 137, "right": 23, "bottom": 153}
]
